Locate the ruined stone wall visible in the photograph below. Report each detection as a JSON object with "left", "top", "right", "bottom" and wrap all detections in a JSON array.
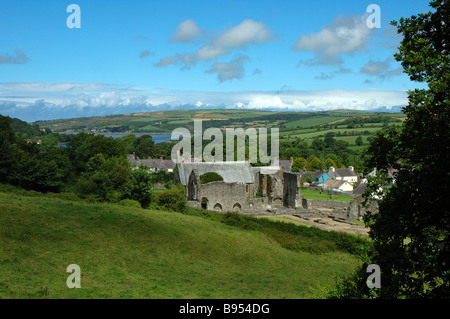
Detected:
[
  {"left": 283, "top": 172, "right": 301, "bottom": 208},
  {"left": 199, "top": 181, "right": 249, "bottom": 212},
  {"left": 302, "top": 199, "right": 349, "bottom": 217},
  {"left": 348, "top": 196, "right": 379, "bottom": 221}
]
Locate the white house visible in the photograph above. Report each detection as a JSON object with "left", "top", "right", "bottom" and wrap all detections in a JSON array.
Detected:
[
  {"left": 328, "top": 166, "right": 358, "bottom": 183},
  {"left": 321, "top": 179, "right": 354, "bottom": 192}
]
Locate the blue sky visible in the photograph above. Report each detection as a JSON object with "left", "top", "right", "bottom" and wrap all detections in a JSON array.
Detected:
[{"left": 0, "top": 0, "right": 431, "bottom": 121}]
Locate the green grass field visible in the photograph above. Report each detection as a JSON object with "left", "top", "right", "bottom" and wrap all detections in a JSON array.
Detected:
[
  {"left": 283, "top": 116, "right": 344, "bottom": 129},
  {"left": 35, "top": 109, "right": 403, "bottom": 138},
  {"left": 0, "top": 189, "right": 363, "bottom": 299},
  {"left": 300, "top": 188, "right": 353, "bottom": 202}
]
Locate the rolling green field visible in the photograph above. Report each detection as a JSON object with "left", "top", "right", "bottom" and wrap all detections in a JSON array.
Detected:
[
  {"left": 0, "top": 189, "right": 363, "bottom": 299},
  {"left": 33, "top": 109, "right": 405, "bottom": 151}
]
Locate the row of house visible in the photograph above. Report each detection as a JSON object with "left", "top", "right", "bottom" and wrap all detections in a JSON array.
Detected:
[
  {"left": 300, "top": 166, "right": 359, "bottom": 193},
  {"left": 127, "top": 153, "right": 176, "bottom": 172}
]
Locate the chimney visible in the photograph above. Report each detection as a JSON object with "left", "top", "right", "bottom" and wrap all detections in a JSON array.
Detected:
[
  {"left": 160, "top": 157, "right": 163, "bottom": 161},
  {"left": 290, "top": 157, "right": 294, "bottom": 163},
  {"left": 132, "top": 152, "right": 135, "bottom": 160},
  {"left": 329, "top": 166, "right": 335, "bottom": 172},
  {"left": 349, "top": 166, "right": 354, "bottom": 171}
]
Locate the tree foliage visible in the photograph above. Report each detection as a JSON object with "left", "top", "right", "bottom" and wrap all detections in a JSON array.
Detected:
[
  {"left": 200, "top": 172, "right": 224, "bottom": 184},
  {"left": 341, "top": 0, "right": 450, "bottom": 298},
  {"left": 125, "top": 164, "right": 154, "bottom": 208}
]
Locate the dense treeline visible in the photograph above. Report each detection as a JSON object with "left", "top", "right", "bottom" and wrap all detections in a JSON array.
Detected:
[
  {"left": 0, "top": 114, "right": 182, "bottom": 209},
  {"left": 280, "top": 132, "right": 364, "bottom": 172}
]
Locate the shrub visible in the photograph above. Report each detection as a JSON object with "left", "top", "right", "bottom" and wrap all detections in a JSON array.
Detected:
[
  {"left": 154, "top": 184, "right": 186, "bottom": 212},
  {"left": 119, "top": 199, "right": 142, "bottom": 208}
]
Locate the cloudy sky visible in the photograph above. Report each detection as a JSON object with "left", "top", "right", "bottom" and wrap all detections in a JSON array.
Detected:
[{"left": 0, "top": 0, "right": 430, "bottom": 122}]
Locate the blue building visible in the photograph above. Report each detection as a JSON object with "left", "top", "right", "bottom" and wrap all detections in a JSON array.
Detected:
[{"left": 312, "top": 171, "right": 331, "bottom": 183}]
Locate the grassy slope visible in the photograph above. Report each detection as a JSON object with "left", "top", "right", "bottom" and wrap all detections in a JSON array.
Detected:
[{"left": 0, "top": 191, "right": 361, "bottom": 299}]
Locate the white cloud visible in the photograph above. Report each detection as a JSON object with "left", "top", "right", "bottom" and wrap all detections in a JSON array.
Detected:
[
  {"left": 0, "top": 48, "right": 29, "bottom": 64},
  {"left": 0, "top": 82, "right": 408, "bottom": 122},
  {"left": 171, "top": 19, "right": 202, "bottom": 43},
  {"left": 211, "top": 19, "right": 274, "bottom": 50},
  {"left": 293, "top": 14, "right": 375, "bottom": 65},
  {"left": 139, "top": 50, "right": 154, "bottom": 59},
  {"left": 155, "top": 19, "right": 275, "bottom": 68},
  {"left": 360, "top": 58, "right": 404, "bottom": 79},
  {"left": 206, "top": 56, "right": 250, "bottom": 82}
]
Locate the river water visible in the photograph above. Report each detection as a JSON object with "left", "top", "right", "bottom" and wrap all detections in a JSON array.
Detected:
[
  {"left": 58, "top": 133, "right": 174, "bottom": 147},
  {"left": 96, "top": 133, "right": 173, "bottom": 144}
]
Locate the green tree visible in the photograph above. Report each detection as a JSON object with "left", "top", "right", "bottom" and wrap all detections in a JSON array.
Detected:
[
  {"left": 355, "top": 136, "right": 363, "bottom": 146},
  {"left": 69, "top": 133, "right": 126, "bottom": 173},
  {"left": 125, "top": 164, "right": 153, "bottom": 208},
  {"left": 0, "top": 115, "right": 16, "bottom": 183},
  {"left": 307, "top": 156, "right": 322, "bottom": 171},
  {"left": 75, "top": 153, "right": 130, "bottom": 201},
  {"left": 117, "top": 133, "right": 138, "bottom": 154},
  {"left": 200, "top": 172, "right": 223, "bottom": 184},
  {"left": 291, "top": 157, "right": 308, "bottom": 172},
  {"left": 135, "top": 135, "right": 156, "bottom": 159},
  {"left": 336, "top": 1, "right": 450, "bottom": 298},
  {"left": 323, "top": 157, "right": 337, "bottom": 169}
]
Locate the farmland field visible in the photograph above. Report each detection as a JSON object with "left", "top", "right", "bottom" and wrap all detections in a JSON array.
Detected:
[{"left": 34, "top": 109, "right": 403, "bottom": 150}]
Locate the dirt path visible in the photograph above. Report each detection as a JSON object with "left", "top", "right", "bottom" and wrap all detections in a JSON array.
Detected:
[{"left": 281, "top": 214, "right": 370, "bottom": 236}]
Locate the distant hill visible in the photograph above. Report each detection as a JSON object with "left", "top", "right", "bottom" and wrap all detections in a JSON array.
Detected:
[
  {"left": 34, "top": 109, "right": 404, "bottom": 134},
  {"left": 33, "top": 109, "right": 405, "bottom": 150}
]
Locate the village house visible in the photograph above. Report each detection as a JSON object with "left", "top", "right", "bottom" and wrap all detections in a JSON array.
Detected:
[
  {"left": 319, "top": 179, "right": 354, "bottom": 192},
  {"left": 128, "top": 153, "right": 176, "bottom": 172},
  {"left": 327, "top": 166, "right": 358, "bottom": 184}
]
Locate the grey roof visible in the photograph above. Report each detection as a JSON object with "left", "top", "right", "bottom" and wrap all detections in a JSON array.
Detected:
[
  {"left": 328, "top": 167, "right": 357, "bottom": 179},
  {"left": 250, "top": 166, "right": 282, "bottom": 174},
  {"left": 176, "top": 161, "right": 254, "bottom": 185},
  {"left": 127, "top": 154, "right": 176, "bottom": 169},
  {"left": 352, "top": 183, "right": 366, "bottom": 196},
  {"left": 138, "top": 159, "right": 176, "bottom": 170},
  {"left": 324, "top": 179, "right": 349, "bottom": 188}
]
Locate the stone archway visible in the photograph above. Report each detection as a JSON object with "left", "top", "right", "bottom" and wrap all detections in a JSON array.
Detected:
[
  {"left": 201, "top": 197, "right": 208, "bottom": 210},
  {"left": 213, "top": 203, "right": 222, "bottom": 212},
  {"left": 233, "top": 203, "right": 242, "bottom": 212}
]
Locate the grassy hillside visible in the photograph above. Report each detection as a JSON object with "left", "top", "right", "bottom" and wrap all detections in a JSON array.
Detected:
[{"left": 0, "top": 189, "right": 363, "bottom": 299}]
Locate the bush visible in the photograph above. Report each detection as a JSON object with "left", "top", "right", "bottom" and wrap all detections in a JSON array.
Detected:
[
  {"left": 119, "top": 199, "right": 142, "bottom": 208},
  {"left": 154, "top": 184, "right": 186, "bottom": 212}
]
